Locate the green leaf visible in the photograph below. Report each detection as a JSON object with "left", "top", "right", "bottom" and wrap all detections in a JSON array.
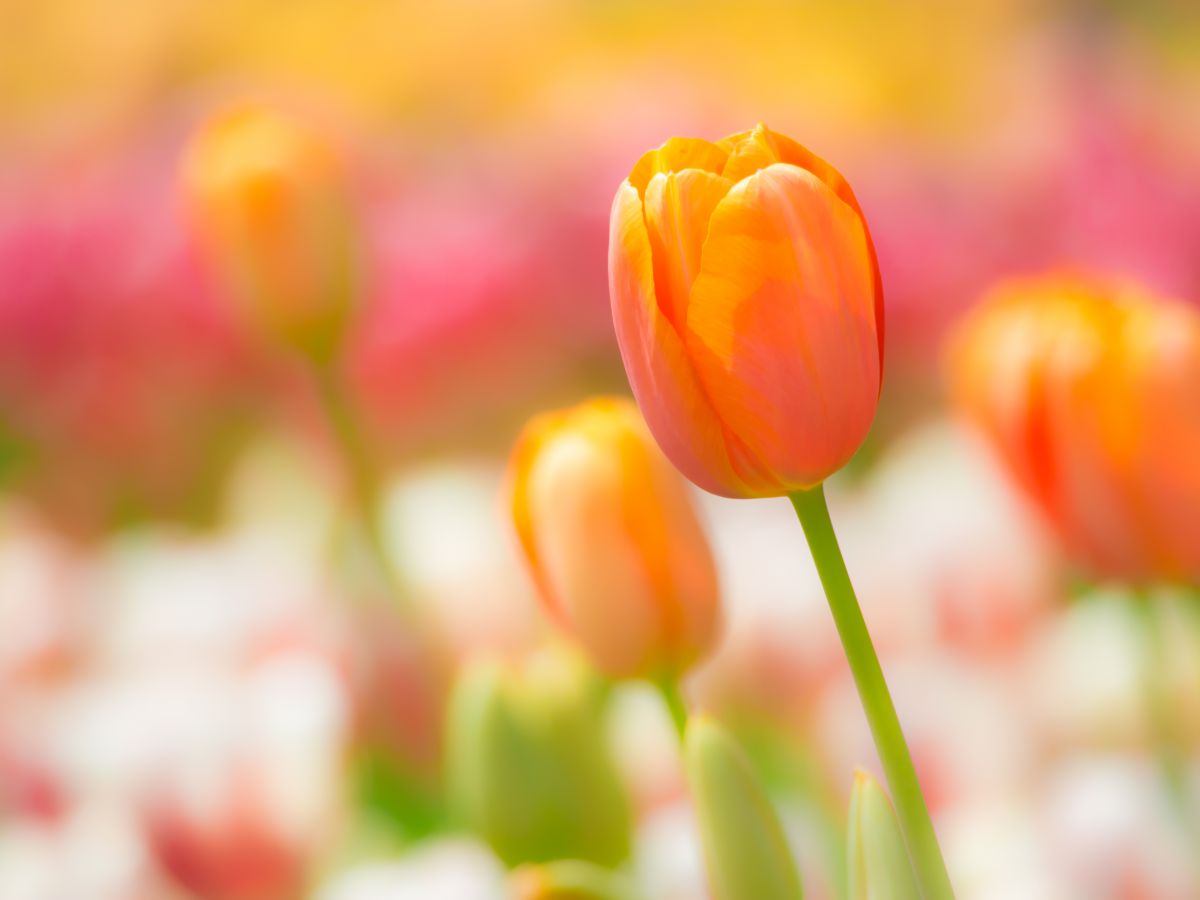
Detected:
[
  {"left": 847, "top": 770, "right": 921, "bottom": 900},
  {"left": 685, "top": 715, "right": 804, "bottom": 900}
]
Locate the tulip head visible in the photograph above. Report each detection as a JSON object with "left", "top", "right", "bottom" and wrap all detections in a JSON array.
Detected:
[
  {"left": 684, "top": 715, "right": 804, "bottom": 900},
  {"left": 183, "top": 104, "right": 359, "bottom": 359},
  {"left": 847, "top": 770, "right": 920, "bottom": 900},
  {"left": 509, "top": 397, "right": 721, "bottom": 680},
  {"left": 445, "top": 648, "right": 632, "bottom": 868},
  {"left": 609, "top": 124, "right": 884, "bottom": 498},
  {"left": 949, "top": 273, "right": 1200, "bottom": 584}
]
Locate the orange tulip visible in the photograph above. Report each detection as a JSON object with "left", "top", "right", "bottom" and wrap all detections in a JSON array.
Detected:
[
  {"left": 509, "top": 397, "right": 721, "bottom": 678},
  {"left": 608, "top": 123, "right": 884, "bottom": 498},
  {"left": 183, "top": 104, "right": 358, "bottom": 358},
  {"left": 949, "top": 273, "right": 1200, "bottom": 583}
]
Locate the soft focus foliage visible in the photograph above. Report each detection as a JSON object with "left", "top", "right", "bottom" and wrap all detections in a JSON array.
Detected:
[
  {"left": 684, "top": 716, "right": 804, "bottom": 900},
  {"left": 445, "top": 649, "right": 631, "bottom": 868}
]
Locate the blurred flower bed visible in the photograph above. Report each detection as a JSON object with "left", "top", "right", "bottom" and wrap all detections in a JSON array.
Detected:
[{"left": 0, "top": 1, "right": 1199, "bottom": 898}]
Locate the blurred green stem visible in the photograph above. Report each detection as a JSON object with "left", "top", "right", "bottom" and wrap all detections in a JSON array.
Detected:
[
  {"left": 311, "top": 358, "right": 408, "bottom": 610},
  {"left": 656, "top": 676, "right": 689, "bottom": 741},
  {"left": 790, "top": 485, "right": 955, "bottom": 900},
  {"left": 1134, "top": 591, "right": 1198, "bottom": 848}
]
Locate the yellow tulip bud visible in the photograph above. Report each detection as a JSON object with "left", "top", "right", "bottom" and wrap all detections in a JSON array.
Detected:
[
  {"left": 509, "top": 397, "right": 721, "bottom": 679},
  {"left": 182, "top": 104, "right": 359, "bottom": 359}
]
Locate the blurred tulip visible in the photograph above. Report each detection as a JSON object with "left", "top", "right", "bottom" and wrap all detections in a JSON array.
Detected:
[
  {"left": 183, "top": 104, "right": 359, "bottom": 359},
  {"left": 509, "top": 397, "right": 720, "bottom": 679},
  {"left": 847, "top": 770, "right": 920, "bottom": 900},
  {"left": 949, "top": 273, "right": 1200, "bottom": 584},
  {"left": 145, "top": 779, "right": 306, "bottom": 900},
  {"left": 684, "top": 716, "right": 803, "bottom": 900},
  {"left": 0, "top": 151, "right": 256, "bottom": 538},
  {"left": 512, "top": 859, "right": 639, "bottom": 900},
  {"left": 445, "top": 648, "right": 631, "bottom": 868},
  {"left": 609, "top": 123, "right": 883, "bottom": 498}
]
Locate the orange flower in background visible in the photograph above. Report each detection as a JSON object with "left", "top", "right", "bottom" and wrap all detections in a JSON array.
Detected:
[
  {"left": 183, "top": 104, "right": 359, "bottom": 359},
  {"left": 509, "top": 397, "right": 721, "bottom": 678},
  {"left": 949, "top": 273, "right": 1200, "bottom": 583},
  {"left": 609, "top": 123, "right": 884, "bottom": 499}
]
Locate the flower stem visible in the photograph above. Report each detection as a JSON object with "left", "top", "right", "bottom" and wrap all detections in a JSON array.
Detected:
[
  {"left": 310, "top": 358, "right": 408, "bottom": 611},
  {"left": 655, "top": 676, "right": 690, "bottom": 741},
  {"left": 1134, "top": 591, "right": 1200, "bottom": 858},
  {"left": 790, "top": 485, "right": 955, "bottom": 900}
]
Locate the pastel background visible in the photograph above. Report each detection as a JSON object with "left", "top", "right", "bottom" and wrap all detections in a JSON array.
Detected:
[{"left": 1, "top": 2, "right": 1198, "bottom": 898}]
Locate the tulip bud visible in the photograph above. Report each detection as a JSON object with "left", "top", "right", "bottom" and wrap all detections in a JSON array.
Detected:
[
  {"left": 445, "top": 648, "right": 631, "bottom": 868},
  {"left": 684, "top": 716, "right": 804, "bottom": 900},
  {"left": 949, "top": 273, "right": 1200, "bottom": 583},
  {"left": 609, "top": 124, "right": 883, "bottom": 498},
  {"left": 509, "top": 397, "right": 721, "bottom": 679},
  {"left": 512, "top": 860, "right": 639, "bottom": 900},
  {"left": 182, "top": 104, "right": 359, "bottom": 360},
  {"left": 847, "top": 770, "right": 920, "bottom": 900}
]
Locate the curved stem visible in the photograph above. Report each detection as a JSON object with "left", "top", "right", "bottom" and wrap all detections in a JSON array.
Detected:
[
  {"left": 655, "top": 676, "right": 690, "bottom": 741},
  {"left": 310, "top": 358, "right": 408, "bottom": 611},
  {"left": 790, "top": 485, "right": 955, "bottom": 900}
]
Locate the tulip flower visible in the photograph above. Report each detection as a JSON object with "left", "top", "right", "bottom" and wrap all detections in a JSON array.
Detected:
[
  {"left": 445, "top": 648, "right": 631, "bottom": 868},
  {"left": 184, "top": 104, "right": 410, "bottom": 606},
  {"left": 608, "top": 123, "right": 883, "bottom": 499},
  {"left": 949, "top": 273, "right": 1200, "bottom": 585},
  {"left": 847, "top": 770, "right": 921, "bottom": 900},
  {"left": 685, "top": 716, "right": 804, "bottom": 900},
  {"left": 508, "top": 397, "right": 721, "bottom": 682},
  {"left": 183, "top": 104, "right": 358, "bottom": 360},
  {"left": 609, "top": 129, "right": 954, "bottom": 898}
]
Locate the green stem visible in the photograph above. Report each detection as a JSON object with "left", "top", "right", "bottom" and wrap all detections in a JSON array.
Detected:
[
  {"left": 790, "top": 485, "right": 955, "bottom": 900},
  {"left": 1134, "top": 591, "right": 1199, "bottom": 851},
  {"left": 655, "top": 676, "right": 690, "bottom": 741},
  {"left": 310, "top": 358, "right": 408, "bottom": 611}
]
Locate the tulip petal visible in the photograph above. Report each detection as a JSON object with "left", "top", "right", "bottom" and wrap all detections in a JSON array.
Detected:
[
  {"left": 609, "top": 180, "right": 774, "bottom": 496},
  {"left": 629, "top": 137, "right": 729, "bottom": 196},
  {"left": 609, "top": 415, "right": 722, "bottom": 673},
  {"left": 643, "top": 169, "right": 734, "bottom": 330},
  {"left": 509, "top": 409, "right": 570, "bottom": 622},
  {"left": 527, "top": 429, "right": 663, "bottom": 676},
  {"left": 719, "top": 125, "right": 884, "bottom": 372},
  {"left": 685, "top": 163, "right": 881, "bottom": 489}
]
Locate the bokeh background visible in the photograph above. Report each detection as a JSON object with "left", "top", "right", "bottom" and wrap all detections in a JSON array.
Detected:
[{"left": 1, "top": 1, "right": 1199, "bottom": 898}]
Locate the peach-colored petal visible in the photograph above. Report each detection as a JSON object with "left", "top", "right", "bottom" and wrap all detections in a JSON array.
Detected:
[
  {"left": 628, "top": 137, "right": 729, "bottom": 197},
  {"left": 527, "top": 427, "right": 661, "bottom": 676},
  {"left": 508, "top": 408, "right": 570, "bottom": 623},
  {"left": 685, "top": 163, "right": 881, "bottom": 490},
  {"left": 610, "top": 415, "right": 722, "bottom": 673},
  {"left": 511, "top": 398, "right": 723, "bottom": 677},
  {"left": 609, "top": 181, "right": 770, "bottom": 497},
  {"left": 642, "top": 169, "right": 734, "bottom": 331},
  {"left": 720, "top": 125, "right": 885, "bottom": 374}
]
